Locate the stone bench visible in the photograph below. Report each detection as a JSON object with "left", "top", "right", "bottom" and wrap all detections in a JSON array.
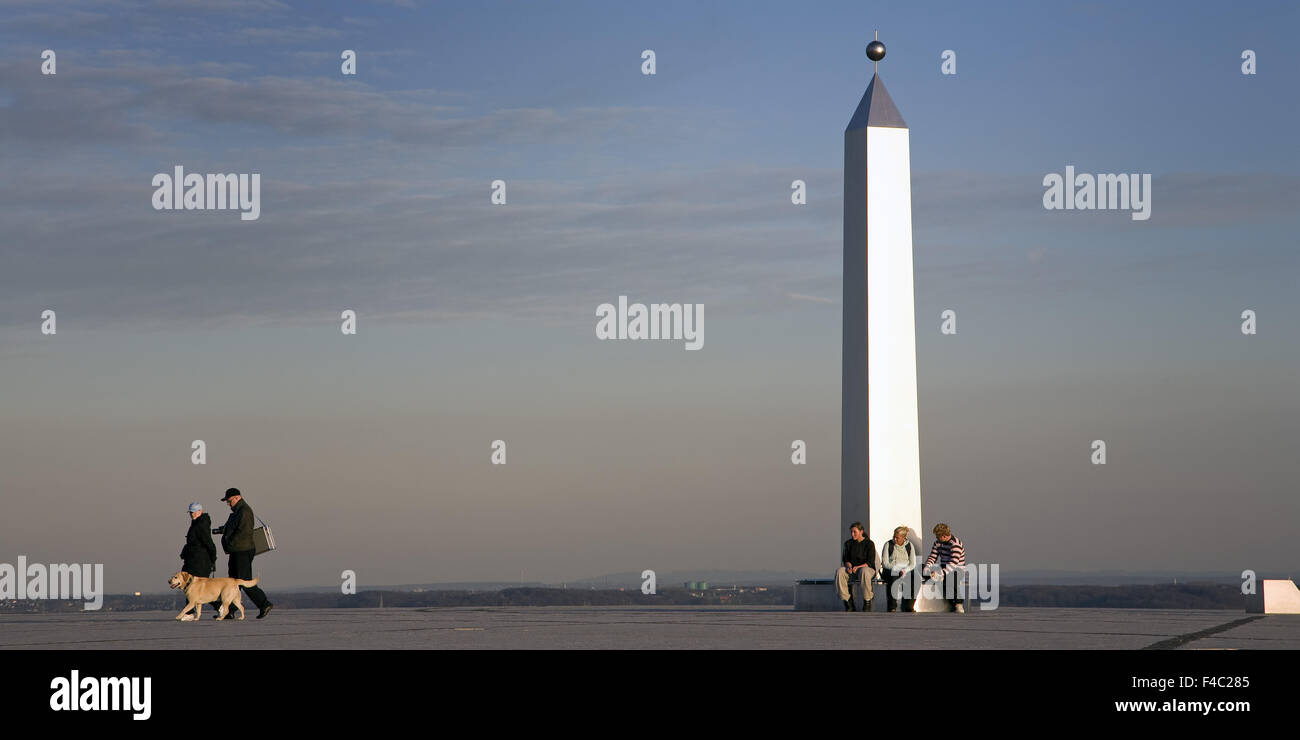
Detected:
[
  {"left": 1246, "top": 579, "right": 1300, "bottom": 614},
  {"left": 794, "top": 576, "right": 969, "bottom": 612}
]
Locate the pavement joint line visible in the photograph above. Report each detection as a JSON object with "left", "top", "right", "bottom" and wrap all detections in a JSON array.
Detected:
[
  {"left": 0, "top": 622, "right": 1183, "bottom": 647},
  {"left": 1141, "top": 615, "right": 1264, "bottom": 650},
  {"left": 436, "top": 611, "right": 1238, "bottom": 627},
  {"left": 0, "top": 624, "right": 501, "bottom": 648},
  {"left": 4, "top": 608, "right": 1285, "bottom": 649},
  {"left": 381, "top": 616, "right": 1200, "bottom": 639}
]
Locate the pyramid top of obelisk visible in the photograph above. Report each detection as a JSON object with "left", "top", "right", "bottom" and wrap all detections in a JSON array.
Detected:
[{"left": 846, "top": 72, "right": 907, "bottom": 131}]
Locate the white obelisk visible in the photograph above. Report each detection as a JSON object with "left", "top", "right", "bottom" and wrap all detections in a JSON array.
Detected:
[{"left": 842, "top": 37, "right": 923, "bottom": 555}]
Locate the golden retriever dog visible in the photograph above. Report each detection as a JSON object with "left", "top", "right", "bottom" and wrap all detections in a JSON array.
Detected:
[{"left": 168, "top": 571, "right": 260, "bottom": 621}]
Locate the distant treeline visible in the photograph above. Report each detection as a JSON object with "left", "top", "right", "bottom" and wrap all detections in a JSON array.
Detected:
[
  {"left": 0, "top": 586, "right": 793, "bottom": 613},
  {"left": 994, "top": 583, "right": 1242, "bottom": 609},
  {"left": 300, "top": 587, "right": 795, "bottom": 609},
  {"left": 4, "top": 583, "right": 1245, "bottom": 613}
]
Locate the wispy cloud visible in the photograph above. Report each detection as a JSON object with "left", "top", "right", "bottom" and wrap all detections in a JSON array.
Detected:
[
  {"left": 786, "top": 293, "right": 835, "bottom": 304},
  {"left": 232, "top": 25, "right": 344, "bottom": 45},
  {"left": 0, "top": 59, "right": 667, "bottom": 148}
]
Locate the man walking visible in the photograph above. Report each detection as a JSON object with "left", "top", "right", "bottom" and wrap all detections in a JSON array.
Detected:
[
  {"left": 835, "top": 522, "right": 878, "bottom": 612},
  {"left": 922, "top": 522, "right": 966, "bottom": 613},
  {"left": 212, "top": 488, "right": 274, "bottom": 619}
]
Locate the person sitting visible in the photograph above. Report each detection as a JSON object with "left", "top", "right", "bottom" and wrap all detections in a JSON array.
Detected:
[
  {"left": 922, "top": 522, "right": 966, "bottom": 613},
  {"left": 834, "top": 522, "right": 878, "bottom": 612},
  {"left": 880, "top": 525, "right": 917, "bottom": 612}
]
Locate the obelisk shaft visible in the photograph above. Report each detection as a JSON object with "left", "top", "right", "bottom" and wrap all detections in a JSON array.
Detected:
[{"left": 842, "top": 72, "right": 923, "bottom": 555}]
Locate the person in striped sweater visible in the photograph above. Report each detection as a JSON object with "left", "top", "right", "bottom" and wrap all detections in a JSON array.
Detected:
[{"left": 922, "top": 523, "right": 966, "bottom": 613}]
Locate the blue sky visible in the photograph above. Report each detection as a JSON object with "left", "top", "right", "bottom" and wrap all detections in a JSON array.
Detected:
[{"left": 1, "top": 1, "right": 1297, "bottom": 590}]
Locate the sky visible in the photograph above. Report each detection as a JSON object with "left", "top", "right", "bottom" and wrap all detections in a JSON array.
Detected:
[{"left": 1, "top": 0, "right": 1298, "bottom": 591}]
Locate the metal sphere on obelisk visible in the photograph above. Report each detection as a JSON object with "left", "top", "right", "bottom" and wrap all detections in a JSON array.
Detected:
[{"left": 840, "top": 33, "right": 925, "bottom": 589}]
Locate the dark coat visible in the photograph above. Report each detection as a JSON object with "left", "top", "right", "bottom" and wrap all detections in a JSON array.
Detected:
[
  {"left": 217, "top": 499, "right": 257, "bottom": 554},
  {"left": 180, "top": 513, "right": 217, "bottom": 576},
  {"left": 842, "top": 537, "right": 878, "bottom": 571}
]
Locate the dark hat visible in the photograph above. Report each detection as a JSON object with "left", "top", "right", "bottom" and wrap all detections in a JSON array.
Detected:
[{"left": 221, "top": 488, "right": 241, "bottom": 501}]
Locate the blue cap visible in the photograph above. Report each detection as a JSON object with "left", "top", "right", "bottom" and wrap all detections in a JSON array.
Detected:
[{"left": 187, "top": 502, "right": 202, "bottom": 513}]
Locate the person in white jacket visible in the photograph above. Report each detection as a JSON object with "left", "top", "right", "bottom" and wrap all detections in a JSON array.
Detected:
[{"left": 880, "top": 526, "right": 917, "bottom": 612}]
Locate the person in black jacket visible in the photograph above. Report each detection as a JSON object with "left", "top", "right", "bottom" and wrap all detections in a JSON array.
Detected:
[
  {"left": 180, "top": 502, "right": 217, "bottom": 578},
  {"left": 211, "top": 487, "right": 274, "bottom": 619},
  {"left": 835, "top": 521, "right": 878, "bottom": 612}
]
